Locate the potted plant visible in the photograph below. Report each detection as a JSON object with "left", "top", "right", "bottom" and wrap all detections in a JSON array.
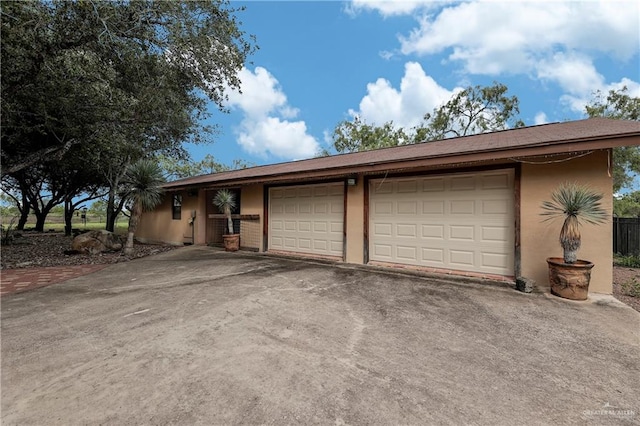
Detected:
[
  {"left": 213, "top": 189, "right": 240, "bottom": 252},
  {"left": 541, "top": 183, "right": 607, "bottom": 300}
]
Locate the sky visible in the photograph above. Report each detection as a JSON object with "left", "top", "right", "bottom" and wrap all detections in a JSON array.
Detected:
[{"left": 186, "top": 0, "right": 640, "bottom": 169}]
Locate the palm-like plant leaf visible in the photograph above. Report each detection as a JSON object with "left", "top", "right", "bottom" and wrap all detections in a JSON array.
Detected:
[
  {"left": 123, "top": 159, "right": 166, "bottom": 212},
  {"left": 213, "top": 189, "right": 236, "bottom": 234},
  {"left": 541, "top": 183, "right": 607, "bottom": 263}
]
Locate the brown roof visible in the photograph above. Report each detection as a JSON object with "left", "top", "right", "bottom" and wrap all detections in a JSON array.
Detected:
[{"left": 164, "top": 117, "right": 640, "bottom": 189}]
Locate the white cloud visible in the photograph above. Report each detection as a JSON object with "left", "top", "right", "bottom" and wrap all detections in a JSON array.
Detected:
[
  {"left": 350, "top": 62, "right": 456, "bottom": 129},
  {"left": 361, "top": 1, "right": 640, "bottom": 115},
  {"left": 534, "top": 112, "right": 548, "bottom": 125},
  {"left": 226, "top": 67, "right": 319, "bottom": 159},
  {"left": 237, "top": 117, "right": 319, "bottom": 159},
  {"left": 399, "top": 1, "right": 639, "bottom": 63},
  {"left": 346, "top": 0, "right": 430, "bottom": 17}
]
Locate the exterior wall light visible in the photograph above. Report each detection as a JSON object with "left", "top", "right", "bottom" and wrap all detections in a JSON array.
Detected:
[{"left": 347, "top": 177, "right": 357, "bottom": 186}]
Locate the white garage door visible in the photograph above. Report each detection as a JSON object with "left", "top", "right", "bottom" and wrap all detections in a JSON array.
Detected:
[
  {"left": 269, "top": 183, "right": 344, "bottom": 257},
  {"left": 369, "top": 170, "right": 514, "bottom": 276}
]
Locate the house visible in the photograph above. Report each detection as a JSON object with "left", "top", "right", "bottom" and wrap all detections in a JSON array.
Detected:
[{"left": 137, "top": 118, "right": 640, "bottom": 295}]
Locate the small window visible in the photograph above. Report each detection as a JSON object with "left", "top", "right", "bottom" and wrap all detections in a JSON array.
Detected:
[{"left": 172, "top": 194, "right": 182, "bottom": 220}]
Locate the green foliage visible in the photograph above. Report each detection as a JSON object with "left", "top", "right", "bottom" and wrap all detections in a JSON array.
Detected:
[
  {"left": 213, "top": 189, "right": 236, "bottom": 234},
  {"left": 329, "top": 118, "right": 409, "bottom": 154},
  {"left": 159, "top": 154, "right": 253, "bottom": 180},
  {"left": 614, "top": 191, "right": 640, "bottom": 217},
  {"left": 122, "top": 160, "right": 166, "bottom": 213},
  {"left": 585, "top": 86, "right": 640, "bottom": 192},
  {"left": 419, "top": 82, "right": 525, "bottom": 141},
  {"left": 541, "top": 183, "right": 607, "bottom": 263},
  {"left": 614, "top": 254, "right": 640, "bottom": 268},
  {"left": 2, "top": 0, "right": 256, "bottom": 233}
]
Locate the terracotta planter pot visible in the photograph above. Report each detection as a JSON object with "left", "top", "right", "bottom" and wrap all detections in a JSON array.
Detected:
[
  {"left": 222, "top": 234, "right": 240, "bottom": 252},
  {"left": 546, "top": 257, "right": 594, "bottom": 301}
]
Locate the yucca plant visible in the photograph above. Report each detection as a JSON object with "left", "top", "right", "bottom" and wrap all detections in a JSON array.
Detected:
[
  {"left": 213, "top": 189, "right": 236, "bottom": 235},
  {"left": 121, "top": 159, "right": 166, "bottom": 255},
  {"left": 541, "top": 183, "right": 607, "bottom": 263}
]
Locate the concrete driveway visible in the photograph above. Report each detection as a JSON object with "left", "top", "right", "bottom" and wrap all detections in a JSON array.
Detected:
[{"left": 2, "top": 246, "right": 638, "bottom": 425}]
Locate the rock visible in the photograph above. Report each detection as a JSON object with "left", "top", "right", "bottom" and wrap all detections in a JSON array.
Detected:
[
  {"left": 516, "top": 277, "right": 535, "bottom": 293},
  {"left": 71, "top": 230, "right": 122, "bottom": 254}
]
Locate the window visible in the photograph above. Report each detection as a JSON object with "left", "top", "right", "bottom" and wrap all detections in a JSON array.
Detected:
[{"left": 172, "top": 194, "right": 182, "bottom": 220}]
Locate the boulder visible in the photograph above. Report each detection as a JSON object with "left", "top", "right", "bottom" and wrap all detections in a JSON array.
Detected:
[{"left": 71, "top": 230, "right": 122, "bottom": 254}]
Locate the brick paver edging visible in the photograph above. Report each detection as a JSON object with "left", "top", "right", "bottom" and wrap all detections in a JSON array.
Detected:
[{"left": 0, "top": 265, "right": 109, "bottom": 297}]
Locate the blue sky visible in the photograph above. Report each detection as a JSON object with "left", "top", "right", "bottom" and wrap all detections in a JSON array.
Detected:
[{"left": 187, "top": 0, "right": 640, "bottom": 168}]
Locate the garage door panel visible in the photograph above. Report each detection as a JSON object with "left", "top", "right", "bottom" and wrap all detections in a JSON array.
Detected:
[
  {"left": 299, "top": 239, "right": 312, "bottom": 249},
  {"left": 397, "top": 246, "right": 417, "bottom": 261},
  {"left": 269, "top": 183, "right": 344, "bottom": 257},
  {"left": 396, "top": 223, "right": 417, "bottom": 238},
  {"left": 375, "top": 223, "right": 393, "bottom": 236},
  {"left": 482, "top": 199, "right": 509, "bottom": 215},
  {"left": 423, "top": 178, "right": 445, "bottom": 192},
  {"left": 482, "top": 226, "right": 510, "bottom": 241},
  {"left": 374, "top": 201, "right": 393, "bottom": 215},
  {"left": 374, "top": 244, "right": 392, "bottom": 258},
  {"left": 423, "top": 200, "right": 445, "bottom": 215},
  {"left": 450, "top": 176, "right": 476, "bottom": 191},
  {"left": 450, "top": 225, "right": 475, "bottom": 241},
  {"left": 397, "top": 180, "right": 418, "bottom": 193},
  {"left": 449, "top": 250, "right": 475, "bottom": 267},
  {"left": 482, "top": 252, "right": 510, "bottom": 270},
  {"left": 422, "top": 224, "right": 444, "bottom": 239},
  {"left": 398, "top": 201, "right": 417, "bottom": 214},
  {"left": 422, "top": 248, "right": 444, "bottom": 263},
  {"left": 370, "top": 170, "right": 514, "bottom": 276},
  {"left": 450, "top": 200, "right": 475, "bottom": 214},
  {"left": 482, "top": 172, "right": 510, "bottom": 189},
  {"left": 330, "top": 222, "right": 343, "bottom": 233}
]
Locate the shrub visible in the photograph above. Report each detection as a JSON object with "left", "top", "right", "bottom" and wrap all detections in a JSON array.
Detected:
[
  {"left": 614, "top": 254, "right": 640, "bottom": 268},
  {"left": 620, "top": 278, "right": 640, "bottom": 298}
]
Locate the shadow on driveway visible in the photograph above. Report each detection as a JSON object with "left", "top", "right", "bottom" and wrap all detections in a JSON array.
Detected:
[{"left": 2, "top": 246, "right": 639, "bottom": 425}]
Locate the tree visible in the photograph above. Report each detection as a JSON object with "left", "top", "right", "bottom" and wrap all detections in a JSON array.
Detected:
[
  {"left": 158, "top": 154, "right": 253, "bottom": 180},
  {"left": 328, "top": 118, "right": 409, "bottom": 154},
  {"left": 121, "top": 160, "right": 165, "bottom": 255},
  {"left": 2, "top": 1, "right": 256, "bottom": 178},
  {"left": 325, "top": 82, "right": 524, "bottom": 155},
  {"left": 419, "top": 82, "right": 525, "bottom": 141},
  {"left": 614, "top": 191, "right": 640, "bottom": 217},
  {"left": 585, "top": 86, "right": 640, "bottom": 192},
  {"left": 2, "top": 1, "right": 257, "bottom": 234}
]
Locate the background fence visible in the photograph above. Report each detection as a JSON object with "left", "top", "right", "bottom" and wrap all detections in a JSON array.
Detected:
[{"left": 613, "top": 217, "right": 640, "bottom": 255}]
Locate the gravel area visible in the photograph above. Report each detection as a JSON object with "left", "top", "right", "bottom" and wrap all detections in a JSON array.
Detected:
[{"left": 2, "top": 231, "right": 638, "bottom": 312}]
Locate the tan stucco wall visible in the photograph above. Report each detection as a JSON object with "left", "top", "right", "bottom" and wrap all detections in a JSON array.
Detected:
[
  {"left": 520, "top": 150, "right": 613, "bottom": 294},
  {"left": 137, "top": 191, "right": 200, "bottom": 246},
  {"left": 345, "top": 179, "right": 365, "bottom": 263}
]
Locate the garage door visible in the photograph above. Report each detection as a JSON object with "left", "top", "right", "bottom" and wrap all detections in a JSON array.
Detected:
[
  {"left": 269, "top": 183, "right": 344, "bottom": 257},
  {"left": 369, "top": 170, "right": 514, "bottom": 276}
]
